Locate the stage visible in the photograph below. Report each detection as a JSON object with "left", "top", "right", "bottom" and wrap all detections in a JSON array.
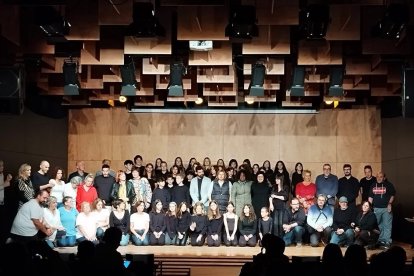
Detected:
[{"left": 56, "top": 243, "right": 413, "bottom": 276}]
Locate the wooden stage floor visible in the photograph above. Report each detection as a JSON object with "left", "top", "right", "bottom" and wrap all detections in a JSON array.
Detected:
[{"left": 56, "top": 242, "right": 413, "bottom": 260}]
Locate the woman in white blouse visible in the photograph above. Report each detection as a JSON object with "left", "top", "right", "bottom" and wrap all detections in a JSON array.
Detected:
[
  {"left": 49, "top": 167, "right": 66, "bottom": 208},
  {"left": 91, "top": 198, "right": 110, "bottom": 240},
  {"left": 130, "top": 200, "right": 149, "bottom": 245},
  {"left": 43, "top": 196, "right": 65, "bottom": 248},
  {"left": 76, "top": 201, "right": 98, "bottom": 244}
]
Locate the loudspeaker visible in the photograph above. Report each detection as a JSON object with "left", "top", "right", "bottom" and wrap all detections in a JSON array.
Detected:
[
  {"left": 0, "top": 66, "right": 25, "bottom": 115},
  {"left": 403, "top": 68, "right": 414, "bottom": 118}
]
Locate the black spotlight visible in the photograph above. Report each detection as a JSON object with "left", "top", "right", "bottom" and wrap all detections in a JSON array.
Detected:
[
  {"left": 120, "top": 61, "right": 138, "bottom": 96},
  {"left": 225, "top": 5, "right": 259, "bottom": 40},
  {"left": 168, "top": 63, "right": 186, "bottom": 97},
  {"left": 249, "top": 63, "right": 266, "bottom": 96},
  {"left": 63, "top": 60, "right": 79, "bottom": 96},
  {"left": 299, "top": 4, "right": 330, "bottom": 40},
  {"left": 126, "top": 2, "right": 165, "bottom": 37},
  {"left": 371, "top": 4, "right": 409, "bottom": 39},
  {"left": 328, "top": 67, "right": 344, "bottom": 97},
  {"left": 35, "top": 6, "right": 71, "bottom": 40},
  {"left": 290, "top": 67, "right": 305, "bottom": 96}
]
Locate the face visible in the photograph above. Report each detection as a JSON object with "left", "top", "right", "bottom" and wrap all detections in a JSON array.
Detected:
[
  {"left": 156, "top": 159, "right": 162, "bottom": 167},
  {"left": 227, "top": 204, "right": 234, "bottom": 213},
  {"left": 296, "top": 163, "right": 303, "bottom": 171},
  {"left": 195, "top": 205, "right": 203, "bottom": 215},
  {"left": 125, "top": 163, "right": 133, "bottom": 171},
  {"left": 172, "top": 167, "right": 179, "bottom": 174},
  {"left": 187, "top": 174, "right": 193, "bottom": 181},
  {"left": 343, "top": 166, "right": 351, "bottom": 177},
  {"left": 176, "top": 175, "right": 183, "bottom": 184},
  {"left": 24, "top": 166, "right": 31, "bottom": 177},
  {"left": 137, "top": 203, "right": 145, "bottom": 212},
  {"left": 146, "top": 164, "right": 153, "bottom": 173},
  {"left": 243, "top": 205, "right": 250, "bottom": 216},
  {"left": 364, "top": 168, "right": 372, "bottom": 178},
  {"left": 102, "top": 167, "right": 110, "bottom": 177},
  {"left": 304, "top": 172, "right": 311, "bottom": 182},
  {"left": 377, "top": 172, "right": 385, "bottom": 183},
  {"left": 323, "top": 165, "right": 331, "bottom": 177},
  {"left": 65, "top": 198, "right": 73, "bottom": 207},
  {"left": 180, "top": 203, "right": 187, "bottom": 212},
  {"left": 38, "top": 192, "right": 49, "bottom": 204},
  {"left": 56, "top": 169, "right": 63, "bottom": 180},
  {"left": 264, "top": 161, "right": 270, "bottom": 169},
  {"left": 204, "top": 158, "right": 210, "bottom": 166},
  {"left": 77, "top": 161, "right": 85, "bottom": 171},
  {"left": 275, "top": 178, "right": 281, "bottom": 185},
  {"left": 135, "top": 157, "right": 143, "bottom": 167},
  {"left": 210, "top": 202, "right": 217, "bottom": 211},
  {"left": 230, "top": 161, "right": 237, "bottom": 169},
  {"left": 339, "top": 201, "right": 348, "bottom": 209},
  {"left": 190, "top": 158, "right": 196, "bottom": 166},
  {"left": 118, "top": 173, "right": 126, "bottom": 181},
  {"left": 362, "top": 202, "right": 370, "bottom": 212},
  {"left": 260, "top": 208, "right": 268, "bottom": 218},
  {"left": 277, "top": 162, "right": 283, "bottom": 170},
  {"left": 49, "top": 200, "right": 57, "bottom": 209},
  {"left": 40, "top": 162, "right": 50, "bottom": 174},
  {"left": 291, "top": 199, "right": 300, "bottom": 211},
  {"left": 217, "top": 159, "right": 224, "bottom": 166},
  {"left": 158, "top": 181, "right": 165, "bottom": 188},
  {"left": 218, "top": 171, "right": 226, "bottom": 180},
  {"left": 96, "top": 201, "right": 103, "bottom": 210},
  {"left": 132, "top": 169, "right": 139, "bottom": 178},
  {"left": 239, "top": 172, "right": 246, "bottom": 181},
  {"left": 317, "top": 196, "right": 326, "bottom": 207},
  {"left": 85, "top": 177, "right": 93, "bottom": 186},
  {"left": 166, "top": 177, "right": 174, "bottom": 184},
  {"left": 156, "top": 201, "right": 163, "bottom": 211},
  {"left": 82, "top": 203, "right": 91, "bottom": 213},
  {"left": 196, "top": 169, "right": 204, "bottom": 178},
  {"left": 161, "top": 162, "right": 167, "bottom": 171},
  {"left": 175, "top": 158, "right": 182, "bottom": 166},
  {"left": 169, "top": 203, "right": 176, "bottom": 212},
  {"left": 253, "top": 165, "right": 259, "bottom": 173},
  {"left": 257, "top": 174, "right": 264, "bottom": 183}
]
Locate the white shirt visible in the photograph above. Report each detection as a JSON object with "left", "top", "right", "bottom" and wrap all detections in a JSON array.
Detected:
[
  {"left": 43, "top": 207, "right": 64, "bottom": 241},
  {"left": 76, "top": 212, "right": 98, "bottom": 239},
  {"left": 50, "top": 179, "right": 66, "bottom": 203},
  {"left": 63, "top": 183, "right": 77, "bottom": 208},
  {"left": 130, "top": 212, "right": 150, "bottom": 230}
]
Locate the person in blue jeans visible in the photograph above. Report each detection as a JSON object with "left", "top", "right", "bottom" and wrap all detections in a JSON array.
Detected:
[
  {"left": 282, "top": 198, "right": 306, "bottom": 247},
  {"left": 307, "top": 194, "right": 333, "bottom": 247},
  {"left": 130, "top": 201, "right": 149, "bottom": 246},
  {"left": 368, "top": 171, "right": 395, "bottom": 249},
  {"left": 330, "top": 196, "right": 356, "bottom": 246}
]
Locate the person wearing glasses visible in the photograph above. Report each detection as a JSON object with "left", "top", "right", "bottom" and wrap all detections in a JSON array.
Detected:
[{"left": 315, "top": 164, "right": 338, "bottom": 212}]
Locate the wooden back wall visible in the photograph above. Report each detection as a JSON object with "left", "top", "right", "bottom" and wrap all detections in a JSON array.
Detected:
[{"left": 68, "top": 107, "right": 381, "bottom": 180}]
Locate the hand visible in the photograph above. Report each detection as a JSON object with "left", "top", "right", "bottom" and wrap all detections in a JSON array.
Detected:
[
  {"left": 227, "top": 234, "right": 231, "bottom": 240},
  {"left": 140, "top": 235, "right": 145, "bottom": 241},
  {"left": 351, "top": 222, "right": 355, "bottom": 227},
  {"left": 230, "top": 235, "right": 235, "bottom": 241},
  {"left": 269, "top": 205, "right": 274, "bottom": 212},
  {"left": 178, "top": 232, "right": 183, "bottom": 239},
  {"left": 317, "top": 226, "right": 323, "bottom": 232},
  {"left": 6, "top": 174, "right": 12, "bottom": 182},
  {"left": 190, "top": 222, "right": 196, "bottom": 231},
  {"left": 355, "top": 227, "right": 360, "bottom": 232},
  {"left": 244, "top": 235, "right": 249, "bottom": 241},
  {"left": 336, "top": 229, "right": 344, "bottom": 235},
  {"left": 196, "top": 235, "right": 202, "bottom": 242},
  {"left": 45, "top": 228, "right": 53, "bottom": 236},
  {"left": 387, "top": 204, "right": 392, "bottom": 213}
]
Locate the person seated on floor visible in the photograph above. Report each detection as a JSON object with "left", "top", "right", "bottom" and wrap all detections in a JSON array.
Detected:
[
  {"left": 307, "top": 194, "right": 333, "bottom": 247},
  {"left": 352, "top": 200, "right": 379, "bottom": 249},
  {"left": 330, "top": 196, "right": 356, "bottom": 247},
  {"left": 238, "top": 204, "right": 257, "bottom": 247},
  {"left": 189, "top": 202, "right": 208, "bottom": 246},
  {"left": 282, "top": 197, "right": 306, "bottom": 247}
]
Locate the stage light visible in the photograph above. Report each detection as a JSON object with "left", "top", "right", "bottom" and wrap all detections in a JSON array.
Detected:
[
  {"left": 120, "top": 60, "right": 138, "bottom": 96},
  {"left": 299, "top": 4, "right": 330, "bottom": 40},
  {"left": 168, "top": 63, "right": 186, "bottom": 97},
  {"left": 328, "top": 67, "right": 344, "bottom": 97},
  {"left": 126, "top": 2, "right": 165, "bottom": 37},
  {"left": 225, "top": 5, "right": 258, "bottom": 40},
  {"left": 290, "top": 67, "right": 305, "bottom": 96},
  {"left": 371, "top": 4, "right": 409, "bottom": 39},
  {"left": 246, "top": 98, "right": 255, "bottom": 105},
  {"left": 62, "top": 60, "right": 79, "bottom": 96},
  {"left": 36, "top": 6, "right": 71, "bottom": 38},
  {"left": 249, "top": 63, "right": 266, "bottom": 96},
  {"left": 195, "top": 97, "right": 204, "bottom": 105}
]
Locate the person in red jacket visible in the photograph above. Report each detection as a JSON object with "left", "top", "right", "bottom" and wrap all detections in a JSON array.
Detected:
[{"left": 76, "top": 174, "right": 98, "bottom": 211}]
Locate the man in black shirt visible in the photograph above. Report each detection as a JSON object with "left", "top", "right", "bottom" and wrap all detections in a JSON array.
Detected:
[
  {"left": 94, "top": 164, "right": 116, "bottom": 207},
  {"left": 360, "top": 165, "right": 376, "bottom": 202},
  {"left": 368, "top": 171, "right": 395, "bottom": 249},
  {"left": 337, "top": 164, "right": 360, "bottom": 210},
  {"left": 282, "top": 198, "right": 306, "bottom": 247},
  {"left": 31, "top": 160, "right": 53, "bottom": 192}
]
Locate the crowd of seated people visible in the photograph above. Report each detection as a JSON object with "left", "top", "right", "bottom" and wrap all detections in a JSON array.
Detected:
[{"left": 0, "top": 157, "right": 397, "bottom": 250}]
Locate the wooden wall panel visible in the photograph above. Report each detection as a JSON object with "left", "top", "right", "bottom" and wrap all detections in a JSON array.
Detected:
[{"left": 68, "top": 107, "right": 381, "bottom": 180}]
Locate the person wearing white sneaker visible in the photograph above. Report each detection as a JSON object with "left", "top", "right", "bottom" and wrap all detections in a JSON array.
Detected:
[{"left": 282, "top": 198, "right": 306, "bottom": 247}]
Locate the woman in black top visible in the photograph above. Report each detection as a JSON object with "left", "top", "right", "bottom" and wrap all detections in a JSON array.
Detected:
[
  {"left": 165, "top": 202, "right": 178, "bottom": 245},
  {"left": 269, "top": 175, "right": 289, "bottom": 237},
  {"left": 149, "top": 199, "right": 166, "bottom": 245},
  {"left": 352, "top": 201, "right": 379, "bottom": 248},
  {"left": 251, "top": 172, "right": 271, "bottom": 219},
  {"left": 176, "top": 202, "right": 191, "bottom": 246},
  {"left": 274, "top": 160, "right": 291, "bottom": 196},
  {"left": 258, "top": 207, "right": 273, "bottom": 246},
  {"left": 109, "top": 199, "right": 130, "bottom": 246},
  {"left": 189, "top": 202, "right": 208, "bottom": 246},
  {"left": 207, "top": 201, "right": 223, "bottom": 247},
  {"left": 262, "top": 160, "right": 274, "bottom": 183},
  {"left": 291, "top": 162, "right": 304, "bottom": 197},
  {"left": 238, "top": 204, "right": 257, "bottom": 247}
]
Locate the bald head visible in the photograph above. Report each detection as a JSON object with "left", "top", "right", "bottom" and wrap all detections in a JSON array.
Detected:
[{"left": 39, "top": 161, "right": 50, "bottom": 174}]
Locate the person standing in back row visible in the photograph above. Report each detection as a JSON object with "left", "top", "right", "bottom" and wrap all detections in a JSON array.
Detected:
[
  {"left": 368, "top": 171, "right": 395, "bottom": 249},
  {"left": 316, "top": 164, "right": 338, "bottom": 212}
]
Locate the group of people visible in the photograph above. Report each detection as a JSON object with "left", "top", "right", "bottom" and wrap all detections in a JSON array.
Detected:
[{"left": 0, "top": 156, "right": 396, "bottom": 250}]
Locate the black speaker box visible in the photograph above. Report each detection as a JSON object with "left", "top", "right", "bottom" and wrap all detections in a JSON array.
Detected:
[{"left": 0, "top": 66, "right": 25, "bottom": 115}]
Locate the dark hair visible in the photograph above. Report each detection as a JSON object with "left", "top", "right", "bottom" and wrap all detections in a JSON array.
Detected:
[
  {"left": 343, "top": 164, "right": 352, "bottom": 169},
  {"left": 134, "top": 155, "right": 143, "bottom": 162},
  {"left": 364, "top": 165, "right": 372, "bottom": 171},
  {"left": 294, "top": 162, "right": 303, "bottom": 172},
  {"left": 195, "top": 165, "right": 204, "bottom": 172},
  {"left": 102, "top": 164, "right": 110, "bottom": 170},
  {"left": 156, "top": 177, "right": 165, "bottom": 183},
  {"left": 112, "top": 198, "right": 124, "bottom": 209},
  {"left": 124, "top": 160, "right": 133, "bottom": 166},
  {"left": 51, "top": 166, "right": 65, "bottom": 180}
]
